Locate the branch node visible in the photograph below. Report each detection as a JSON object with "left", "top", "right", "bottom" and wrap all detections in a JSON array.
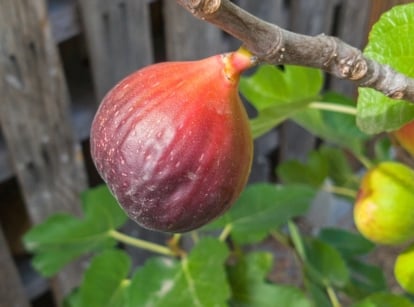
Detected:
[{"left": 183, "top": 0, "right": 221, "bottom": 16}]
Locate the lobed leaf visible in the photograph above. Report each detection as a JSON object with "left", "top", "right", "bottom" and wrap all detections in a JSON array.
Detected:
[
  {"left": 305, "top": 239, "right": 350, "bottom": 288},
  {"left": 127, "top": 238, "right": 230, "bottom": 307},
  {"left": 240, "top": 65, "right": 323, "bottom": 138},
  {"left": 76, "top": 250, "right": 131, "bottom": 307},
  {"left": 227, "top": 252, "right": 312, "bottom": 307},
  {"left": 23, "top": 184, "right": 127, "bottom": 276},
  {"left": 205, "top": 183, "right": 315, "bottom": 244},
  {"left": 357, "top": 3, "right": 414, "bottom": 134}
]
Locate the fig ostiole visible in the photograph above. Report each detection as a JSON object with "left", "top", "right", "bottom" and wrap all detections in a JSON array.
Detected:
[
  {"left": 90, "top": 48, "right": 256, "bottom": 233},
  {"left": 353, "top": 161, "right": 414, "bottom": 245}
]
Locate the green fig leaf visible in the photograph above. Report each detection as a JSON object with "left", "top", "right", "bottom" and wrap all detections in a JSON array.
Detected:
[
  {"left": 128, "top": 238, "right": 230, "bottom": 307},
  {"left": 277, "top": 150, "right": 330, "bottom": 188},
  {"left": 240, "top": 65, "right": 323, "bottom": 138},
  {"left": 304, "top": 279, "right": 332, "bottom": 307},
  {"left": 305, "top": 239, "right": 350, "bottom": 288},
  {"left": 23, "top": 184, "right": 127, "bottom": 276},
  {"left": 293, "top": 92, "right": 368, "bottom": 153},
  {"left": 352, "top": 293, "right": 414, "bottom": 307},
  {"left": 357, "top": 3, "right": 414, "bottom": 134},
  {"left": 76, "top": 250, "right": 131, "bottom": 307},
  {"left": 205, "top": 183, "right": 315, "bottom": 244},
  {"left": 345, "top": 258, "right": 387, "bottom": 299},
  {"left": 318, "top": 228, "right": 375, "bottom": 257},
  {"left": 228, "top": 252, "right": 312, "bottom": 307},
  {"left": 395, "top": 244, "right": 414, "bottom": 294}
]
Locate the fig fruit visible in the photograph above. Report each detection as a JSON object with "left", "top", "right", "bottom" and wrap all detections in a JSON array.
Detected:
[
  {"left": 90, "top": 49, "right": 256, "bottom": 233},
  {"left": 394, "top": 120, "right": 414, "bottom": 157},
  {"left": 394, "top": 243, "right": 414, "bottom": 294},
  {"left": 354, "top": 161, "right": 414, "bottom": 245}
]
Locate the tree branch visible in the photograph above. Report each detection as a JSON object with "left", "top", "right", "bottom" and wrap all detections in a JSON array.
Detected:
[{"left": 176, "top": 0, "right": 414, "bottom": 103}]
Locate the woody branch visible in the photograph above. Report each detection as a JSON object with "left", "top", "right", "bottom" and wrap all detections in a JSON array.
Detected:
[{"left": 177, "top": 0, "right": 414, "bottom": 103}]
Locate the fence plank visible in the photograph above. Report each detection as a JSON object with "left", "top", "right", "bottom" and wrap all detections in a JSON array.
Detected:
[
  {"left": 0, "top": 229, "right": 30, "bottom": 307},
  {"left": 0, "top": 0, "right": 87, "bottom": 301},
  {"left": 164, "top": 1, "right": 227, "bottom": 60},
  {"left": 78, "top": 0, "right": 153, "bottom": 101},
  {"left": 329, "top": 0, "right": 371, "bottom": 97}
]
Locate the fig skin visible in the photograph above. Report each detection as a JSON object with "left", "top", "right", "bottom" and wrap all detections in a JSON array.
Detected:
[
  {"left": 394, "top": 120, "right": 414, "bottom": 157},
  {"left": 354, "top": 161, "right": 414, "bottom": 245},
  {"left": 90, "top": 50, "right": 255, "bottom": 233}
]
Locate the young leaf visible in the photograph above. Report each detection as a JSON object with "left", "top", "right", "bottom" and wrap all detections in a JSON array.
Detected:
[
  {"left": 205, "top": 183, "right": 315, "bottom": 244},
  {"left": 318, "top": 228, "right": 375, "bottom": 257},
  {"left": 23, "top": 184, "right": 127, "bottom": 276},
  {"left": 240, "top": 65, "right": 323, "bottom": 138},
  {"left": 76, "top": 250, "right": 131, "bottom": 307},
  {"left": 351, "top": 293, "right": 414, "bottom": 307},
  {"left": 357, "top": 3, "right": 414, "bottom": 134},
  {"left": 305, "top": 239, "right": 350, "bottom": 288},
  {"left": 128, "top": 238, "right": 230, "bottom": 307},
  {"left": 227, "top": 252, "right": 312, "bottom": 307}
]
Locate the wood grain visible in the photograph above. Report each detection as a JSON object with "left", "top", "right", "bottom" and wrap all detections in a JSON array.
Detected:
[{"left": 0, "top": 0, "right": 87, "bottom": 301}]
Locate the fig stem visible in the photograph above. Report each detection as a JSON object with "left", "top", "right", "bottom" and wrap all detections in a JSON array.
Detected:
[
  {"left": 108, "top": 230, "right": 175, "bottom": 256},
  {"left": 323, "top": 185, "right": 358, "bottom": 198},
  {"left": 308, "top": 102, "right": 357, "bottom": 115},
  {"left": 218, "top": 224, "right": 233, "bottom": 242},
  {"left": 326, "top": 285, "right": 342, "bottom": 307}
]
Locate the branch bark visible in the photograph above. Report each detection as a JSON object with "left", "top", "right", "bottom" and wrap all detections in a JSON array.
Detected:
[{"left": 176, "top": 0, "right": 414, "bottom": 103}]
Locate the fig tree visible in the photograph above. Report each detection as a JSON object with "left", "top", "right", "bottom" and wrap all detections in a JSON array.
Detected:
[{"left": 90, "top": 49, "right": 256, "bottom": 233}]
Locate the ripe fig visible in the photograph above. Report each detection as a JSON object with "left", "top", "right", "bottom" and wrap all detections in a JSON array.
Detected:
[
  {"left": 354, "top": 161, "right": 414, "bottom": 245},
  {"left": 394, "top": 120, "right": 414, "bottom": 157},
  {"left": 90, "top": 49, "right": 256, "bottom": 233}
]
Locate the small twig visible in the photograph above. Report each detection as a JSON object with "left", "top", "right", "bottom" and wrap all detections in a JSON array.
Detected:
[
  {"left": 176, "top": 0, "right": 414, "bottom": 103},
  {"left": 308, "top": 102, "right": 357, "bottom": 115},
  {"left": 108, "top": 230, "right": 176, "bottom": 256}
]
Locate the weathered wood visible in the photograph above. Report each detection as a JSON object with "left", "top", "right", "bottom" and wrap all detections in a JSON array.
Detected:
[
  {"left": 329, "top": 0, "right": 371, "bottom": 97},
  {"left": 78, "top": 0, "right": 153, "bottom": 101},
  {"left": 0, "top": 0, "right": 87, "bottom": 302},
  {"left": 164, "top": 1, "right": 227, "bottom": 60},
  {"left": 280, "top": 0, "right": 344, "bottom": 162},
  {"left": 48, "top": 0, "right": 81, "bottom": 43},
  {"left": 0, "top": 229, "right": 31, "bottom": 307}
]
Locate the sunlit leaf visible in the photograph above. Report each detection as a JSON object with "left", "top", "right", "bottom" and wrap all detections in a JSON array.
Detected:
[{"left": 357, "top": 3, "right": 414, "bottom": 134}]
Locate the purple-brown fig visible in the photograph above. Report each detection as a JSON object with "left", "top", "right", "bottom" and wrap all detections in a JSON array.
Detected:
[{"left": 90, "top": 49, "right": 256, "bottom": 233}]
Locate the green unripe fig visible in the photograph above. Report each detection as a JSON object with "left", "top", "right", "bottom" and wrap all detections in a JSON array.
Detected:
[
  {"left": 394, "top": 243, "right": 414, "bottom": 294},
  {"left": 354, "top": 161, "right": 414, "bottom": 245}
]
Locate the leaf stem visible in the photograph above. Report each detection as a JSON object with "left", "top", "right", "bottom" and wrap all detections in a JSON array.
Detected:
[
  {"left": 326, "top": 285, "right": 342, "bottom": 307},
  {"left": 271, "top": 230, "right": 291, "bottom": 248},
  {"left": 308, "top": 102, "right": 357, "bottom": 115},
  {"left": 322, "top": 185, "right": 358, "bottom": 198},
  {"left": 219, "top": 224, "right": 233, "bottom": 242},
  {"left": 108, "top": 230, "right": 175, "bottom": 256}
]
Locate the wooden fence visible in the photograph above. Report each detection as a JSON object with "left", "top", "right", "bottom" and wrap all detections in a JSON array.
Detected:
[{"left": 0, "top": 0, "right": 408, "bottom": 306}]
